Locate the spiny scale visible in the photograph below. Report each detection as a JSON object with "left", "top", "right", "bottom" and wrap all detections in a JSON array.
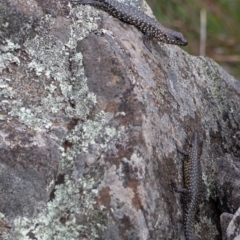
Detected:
[{"left": 72, "top": 0, "right": 188, "bottom": 47}]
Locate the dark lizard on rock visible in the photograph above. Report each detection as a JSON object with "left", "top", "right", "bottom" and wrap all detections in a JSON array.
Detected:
[
  {"left": 173, "top": 132, "right": 203, "bottom": 240},
  {"left": 71, "top": 0, "right": 188, "bottom": 50}
]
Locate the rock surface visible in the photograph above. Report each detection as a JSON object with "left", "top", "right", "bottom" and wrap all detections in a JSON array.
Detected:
[
  {"left": 221, "top": 208, "right": 240, "bottom": 240},
  {"left": 0, "top": 0, "right": 240, "bottom": 239}
]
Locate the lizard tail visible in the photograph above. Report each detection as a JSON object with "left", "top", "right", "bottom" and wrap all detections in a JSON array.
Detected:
[{"left": 184, "top": 211, "right": 196, "bottom": 240}]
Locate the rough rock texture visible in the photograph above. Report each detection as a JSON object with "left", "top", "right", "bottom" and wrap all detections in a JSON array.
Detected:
[
  {"left": 226, "top": 207, "right": 240, "bottom": 240},
  {"left": 221, "top": 209, "right": 240, "bottom": 240},
  {"left": 220, "top": 212, "right": 233, "bottom": 240},
  {"left": 0, "top": 0, "right": 240, "bottom": 239}
]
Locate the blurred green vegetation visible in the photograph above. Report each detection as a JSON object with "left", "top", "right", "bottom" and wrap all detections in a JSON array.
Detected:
[{"left": 147, "top": 0, "right": 240, "bottom": 80}]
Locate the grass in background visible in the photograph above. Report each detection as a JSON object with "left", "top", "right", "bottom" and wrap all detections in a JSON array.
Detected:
[{"left": 147, "top": 0, "right": 240, "bottom": 80}]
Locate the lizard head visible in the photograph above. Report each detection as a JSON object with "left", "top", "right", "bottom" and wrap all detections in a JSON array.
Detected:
[{"left": 157, "top": 28, "right": 188, "bottom": 46}]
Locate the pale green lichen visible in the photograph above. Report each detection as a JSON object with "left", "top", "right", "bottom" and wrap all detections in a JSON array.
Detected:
[
  {"left": 3, "top": 5, "right": 117, "bottom": 240},
  {"left": 195, "top": 215, "right": 219, "bottom": 240},
  {"left": 0, "top": 40, "right": 20, "bottom": 73},
  {"left": 7, "top": 6, "right": 100, "bottom": 131},
  {"left": 9, "top": 38, "right": 96, "bottom": 130},
  {"left": 0, "top": 39, "right": 20, "bottom": 53},
  {"left": 202, "top": 170, "right": 217, "bottom": 200},
  {"left": 61, "top": 108, "right": 118, "bottom": 169},
  {"left": 0, "top": 77, "right": 16, "bottom": 99},
  {"left": 201, "top": 58, "right": 226, "bottom": 103},
  {"left": 13, "top": 172, "right": 109, "bottom": 240}
]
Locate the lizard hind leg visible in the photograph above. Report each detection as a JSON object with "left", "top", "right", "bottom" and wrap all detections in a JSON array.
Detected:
[{"left": 171, "top": 181, "right": 189, "bottom": 194}]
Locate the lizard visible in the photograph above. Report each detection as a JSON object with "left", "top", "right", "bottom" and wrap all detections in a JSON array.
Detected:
[
  {"left": 71, "top": 0, "right": 188, "bottom": 50},
  {"left": 172, "top": 132, "right": 203, "bottom": 240}
]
